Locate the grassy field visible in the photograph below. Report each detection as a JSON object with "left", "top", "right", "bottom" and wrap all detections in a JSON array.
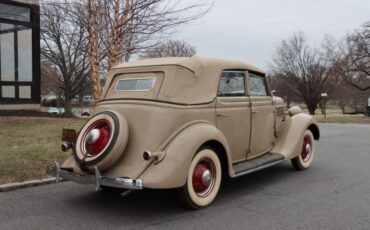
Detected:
[
  {"left": 297, "top": 105, "right": 370, "bottom": 124},
  {"left": 0, "top": 117, "right": 85, "bottom": 184},
  {"left": 315, "top": 114, "right": 370, "bottom": 124}
]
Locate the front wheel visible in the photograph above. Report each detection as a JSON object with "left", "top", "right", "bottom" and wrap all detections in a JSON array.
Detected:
[
  {"left": 291, "top": 130, "right": 316, "bottom": 170},
  {"left": 177, "top": 147, "right": 222, "bottom": 209}
]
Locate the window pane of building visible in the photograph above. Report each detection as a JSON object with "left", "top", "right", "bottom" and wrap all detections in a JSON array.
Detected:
[
  {"left": 2, "top": 86, "right": 15, "bottom": 98},
  {"left": 19, "top": 86, "right": 31, "bottom": 99},
  {"left": 0, "top": 3, "right": 30, "bottom": 22},
  {"left": 18, "top": 26, "right": 32, "bottom": 82},
  {"left": 0, "top": 23, "right": 15, "bottom": 81}
]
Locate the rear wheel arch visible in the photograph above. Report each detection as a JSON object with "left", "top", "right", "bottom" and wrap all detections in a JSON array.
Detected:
[
  {"left": 202, "top": 140, "right": 230, "bottom": 179},
  {"left": 139, "top": 123, "right": 233, "bottom": 189}
]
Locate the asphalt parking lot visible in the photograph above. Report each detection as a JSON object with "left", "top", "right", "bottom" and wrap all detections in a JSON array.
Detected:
[{"left": 1, "top": 123, "right": 370, "bottom": 230}]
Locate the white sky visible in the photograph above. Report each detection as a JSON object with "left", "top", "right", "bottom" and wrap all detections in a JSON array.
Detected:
[{"left": 175, "top": 0, "right": 370, "bottom": 70}]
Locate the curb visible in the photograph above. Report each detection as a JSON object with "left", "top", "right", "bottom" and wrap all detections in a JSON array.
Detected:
[{"left": 0, "top": 177, "right": 59, "bottom": 192}]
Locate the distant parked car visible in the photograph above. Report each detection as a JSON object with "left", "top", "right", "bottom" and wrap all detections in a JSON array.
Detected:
[
  {"left": 48, "top": 57, "right": 320, "bottom": 209},
  {"left": 45, "top": 107, "right": 64, "bottom": 114},
  {"left": 81, "top": 109, "right": 91, "bottom": 117},
  {"left": 83, "top": 95, "right": 94, "bottom": 104}
]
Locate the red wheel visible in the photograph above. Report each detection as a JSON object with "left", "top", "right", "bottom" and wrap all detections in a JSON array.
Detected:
[
  {"left": 81, "top": 119, "right": 112, "bottom": 157},
  {"left": 74, "top": 111, "right": 129, "bottom": 171},
  {"left": 192, "top": 158, "right": 217, "bottom": 197},
  {"left": 292, "top": 130, "right": 316, "bottom": 170},
  {"left": 300, "top": 136, "right": 312, "bottom": 163},
  {"left": 177, "top": 147, "right": 222, "bottom": 209}
]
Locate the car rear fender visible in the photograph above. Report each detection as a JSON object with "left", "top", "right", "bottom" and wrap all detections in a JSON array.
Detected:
[
  {"left": 271, "top": 113, "right": 320, "bottom": 160},
  {"left": 139, "top": 121, "right": 233, "bottom": 189}
]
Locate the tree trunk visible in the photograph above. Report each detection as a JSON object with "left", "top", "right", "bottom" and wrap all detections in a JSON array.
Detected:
[
  {"left": 306, "top": 101, "right": 317, "bottom": 115},
  {"left": 340, "top": 103, "right": 345, "bottom": 114},
  {"left": 64, "top": 97, "right": 74, "bottom": 117},
  {"left": 286, "top": 98, "right": 291, "bottom": 108},
  {"left": 87, "top": 0, "right": 101, "bottom": 100},
  {"left": 319, "top": 102, "right": 324, "bottom": 115},
  {"left": 90, "top": 64, "right": 101, "bottom": 100}
]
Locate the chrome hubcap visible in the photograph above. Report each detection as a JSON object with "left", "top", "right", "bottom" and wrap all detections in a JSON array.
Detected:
[
  {"left": 192, "top": 157, "right": 216, "bottom": 197},
  {"left": 306, "top": 143, "right": 312, "bottom": 155},
  {"left": 304, "top": 143, "right": 312, "bottom": 162},
  {"left": 202, "top": 169, "right": 212, "bottom": 187},
  {"left": 86, "top": 129, "right": 100, "bottom": 144}
]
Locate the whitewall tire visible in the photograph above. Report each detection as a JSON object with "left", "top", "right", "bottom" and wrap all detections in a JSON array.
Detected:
[
  {"left": 291, "top": 130, "right": 316, "bottom": 170},
  {"left": 178, "top": 147, "right": 222, "bottom": 209}
]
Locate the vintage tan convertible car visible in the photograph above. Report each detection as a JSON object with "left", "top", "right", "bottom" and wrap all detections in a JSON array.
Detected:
[{"left": 49, "top": 57, "right": 320, "bottom": 209}]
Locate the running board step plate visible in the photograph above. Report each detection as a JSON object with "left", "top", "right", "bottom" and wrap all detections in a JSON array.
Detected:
[{"left": 232, "top": 152, "right": 285, "bottom": 178}]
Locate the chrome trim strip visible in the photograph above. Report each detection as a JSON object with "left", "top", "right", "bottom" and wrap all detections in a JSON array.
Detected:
[
  {"left": 55, "top": 161, "right": 60, "bottom": 183},
  {"left": 232, "top": 160, "right": 286, "bottom": 178},
  {"left": 94, "top": 167, "right": 101, "bottom": 191},
  {"left": 49, "top": 162, "right": 143, "bottom": 190}
]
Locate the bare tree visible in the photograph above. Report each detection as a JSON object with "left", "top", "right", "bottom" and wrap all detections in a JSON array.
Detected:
[
  {"left": 341, "top": 22, "right": 370, "bottom": 91},
  {"left": 87, "top": 0, "right": 101, "bottom": 101},
  {"left": 84, "top": 0, "right": 212, "bottom": 100},
  {"left": 270, "top": 32, "right": 331, "bottom": 115},
  {"left": 140, "top": 40, "right": 196, "bottom": 59},
  {"left": 41, "top": 0, "right": 212, "bottom": 101},
  {"left": 40, "top": 2, "right": 91, "bottom": 115},
  {"left": 40, "top": 61, "right": 62, "bottom": 97},
  {"left": 267, "top": 72, "right": 299, "bottom": 108}
]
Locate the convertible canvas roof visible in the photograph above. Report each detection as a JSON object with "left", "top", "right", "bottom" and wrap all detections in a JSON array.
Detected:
[
  {"left": 113, "top": 57, "right": 265, "bottom": 76},
  {"left": 104, "top": 57, "right": 266, "bottom": 104}
]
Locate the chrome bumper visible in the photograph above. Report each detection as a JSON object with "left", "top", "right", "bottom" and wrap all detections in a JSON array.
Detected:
[{"left": 47, "top": 162, "right": 143, "bottom": 190}]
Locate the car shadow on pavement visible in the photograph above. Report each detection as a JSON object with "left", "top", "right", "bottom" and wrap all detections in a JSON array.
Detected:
[{"left": 63, "top": 162, "right": 295, "bottom": 216}]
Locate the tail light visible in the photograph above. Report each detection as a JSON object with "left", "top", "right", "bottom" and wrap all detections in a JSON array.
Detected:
[
  {"left": 143, "top": 151, "right": 165, "bottom": 161},
  {"left": 143, "top": 151, "right": 153, "bottom": 161},
  {"left": 82, "top": 120, "right": 112, "bottom": 156},
  {"left": 61, "top": 142, "right": 73, "bottom": 152}
]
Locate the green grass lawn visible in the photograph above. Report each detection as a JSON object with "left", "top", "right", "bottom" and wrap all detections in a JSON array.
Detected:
[
  {"left": 0, "top": 117, "right": 85, "bottom": 184},
  {"left": 315, "top": 114, "right": 370, "bottom": 124}
]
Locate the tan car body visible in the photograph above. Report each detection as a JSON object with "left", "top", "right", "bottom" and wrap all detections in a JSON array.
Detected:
[{"left": 60, "top": 57, "right": 320, "bottom": 190}]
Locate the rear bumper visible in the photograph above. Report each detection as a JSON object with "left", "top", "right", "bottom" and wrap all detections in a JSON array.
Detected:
[{"left": 47, "top": 162, "right": 143, "bottom": 190}]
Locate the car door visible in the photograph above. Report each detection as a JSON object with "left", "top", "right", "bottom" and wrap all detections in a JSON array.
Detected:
[
  {"left": 216, "top": 71, "right": 251, "bottom": 163},
  {"left": 248, "top": 73, "right": 275, "bottom": 159}
]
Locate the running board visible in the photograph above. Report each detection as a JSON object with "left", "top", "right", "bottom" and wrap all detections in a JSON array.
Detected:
[{"left": 232, "top": 152, "right": 285, "bottom": 178}]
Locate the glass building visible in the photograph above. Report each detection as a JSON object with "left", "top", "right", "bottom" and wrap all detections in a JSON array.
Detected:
[{"left": 0, "top": 0, "right": 40, "bottom": 105}]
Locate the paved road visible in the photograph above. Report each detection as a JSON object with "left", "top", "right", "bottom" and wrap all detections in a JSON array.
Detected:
[{"left": 1, "top": 123, "right": 370, "bottom": 230}]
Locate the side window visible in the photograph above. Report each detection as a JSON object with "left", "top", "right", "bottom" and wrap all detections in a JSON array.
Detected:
[
  {"left": 218, "top": 71, "right": 245, "bottom": 97},
  {"left": 250, "top": 74, "right": 268, "bottom": 96}
]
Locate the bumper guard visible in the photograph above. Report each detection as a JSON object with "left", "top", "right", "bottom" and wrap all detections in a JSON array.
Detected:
[{"left": 47, "top": 161, "right": 143, "bottom": 191}]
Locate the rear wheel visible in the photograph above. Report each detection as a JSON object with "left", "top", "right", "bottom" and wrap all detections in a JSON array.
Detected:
[
  {"left": 291, "top": 130, "right": 316, "bottom": 170},
  {"left": 177, "top": 147, "right": 222, "bottom": 209}
]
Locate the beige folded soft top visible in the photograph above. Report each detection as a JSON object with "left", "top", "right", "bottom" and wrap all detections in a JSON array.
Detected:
[{"left": 103, "top": 57, "right": 265, "bottom": 105}]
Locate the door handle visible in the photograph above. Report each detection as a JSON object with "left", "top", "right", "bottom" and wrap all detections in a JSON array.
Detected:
[
  {"left": 216, "top": 112, "right": 227, "bottom": 118},
  {"left": 252, "top": 111, "right": 260, "bottom": 117}
]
